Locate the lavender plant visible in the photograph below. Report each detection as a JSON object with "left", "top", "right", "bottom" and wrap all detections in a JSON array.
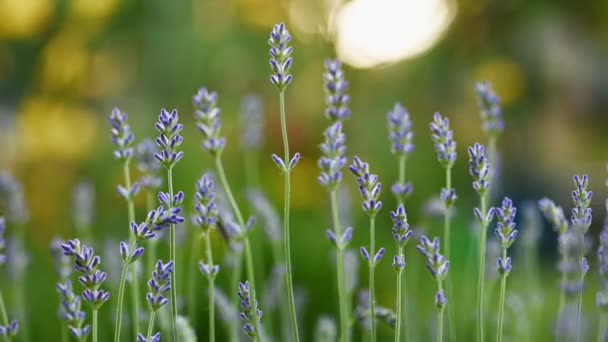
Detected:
[
  {"left": 109, "top": 108, "right": 143, "bottom": 339},
  {"left": 323, "top": 59, "right": 350, "bottom": 122},
  {"left": 194, "top": 173, "right": 220, "bottom": 342},
  {"left": 494, "top": 197, "right": 518, "bottom": 341},
  {"left": 269, "top": 22, "right": 301, "bottom": 341},
  {"left": 468, "top": 142, "right": 495, "bottom": 341},
  {"left": 390, "top": 204, "right": 413, "bottom": 342},
  {"left": 318, "top": 121, "right": 351, "bottom": 342},
  {"left": 141, "top": 260, "right": 173, "bottom": 342},
  {"left": 417, "top": 236, "right": 449, "bottom": 342},
  {"left": 0, "top": 218, "right": 18, "bottom": 342},
  {"left": 430, "top": 112, "right": 457, "bottom": 341},
  {"left": 475, "top": 81, "right": 503, "bottom": 174},
  {"left": 598, "top": 225, "right": 608, "bottom": 341},
  {"left": 57, "top": 280, "right": 89, "bottom": 341},
  {"left": 238, "top": 281, "right": 263, "bottom": 341},
  {"left": 154, "top": 107, "right": 185, "bottom": 341},
  {"left": 52, "top": 238, "right": 74, "bottom": 342},
  {"left": 388, "top": 103, "right": 414, "bottom": 202},
  {"left": 349, "top": 156, "right": 385, "bottom": 342},
  {"left": 61, "top": 239, "right": 110, "bottom": 342}
]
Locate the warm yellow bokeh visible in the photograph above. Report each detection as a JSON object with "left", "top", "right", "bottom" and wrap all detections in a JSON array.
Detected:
[
  {"left": 474, "top": 58, "right": 527, "bottom": 105},
  {"left": 69, "top": 0, "right": 120, "bottom": 24},
  {"left": 0, "top": 0, "right": 54, "bottom": 39}
]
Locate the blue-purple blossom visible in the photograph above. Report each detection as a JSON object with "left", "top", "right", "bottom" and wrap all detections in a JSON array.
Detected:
[
  {"left": 390, "top": 204, "right": 413, "bottom": 248},
  {"left": 326, "top": 227, "right": 353, "bottom": 248},
  {"left": 360, "top": 246, "right": 385, "bottom": 265},
  {"left": 0, "top": 218, "right": 6, "bottom": 266},
  {"left": 240, "top": 95, "right": 264, "bottom": 150},
  {"left": 269, "top": 23, "right": 293, "bottom": 91},
  {"left": 137, "top": 333, "right": 161, "bottom": 342},
  {"left": 417, "top": 236, "right": 449, "bottom": 310},
  {"left": 430, "top": 112, "right": 456, "bottom": 169},
  {"left": 238, "top": 281, "right": 263, "bottom": 340},
  {"left": 154, "top": 108, "right": 184, "bottom": 168},
  {"left": 147, "top": 260, "right": 174, "bottom": 311},
  {"left": 0, "top": 320, "right": 18, "bottom": 338},
  {"left": 468, "top": 143, "right": 491, "bottom": 195},
  {"left": 598, "top": 227, "right": 608, "bottom": 310},
  {"left": 0, "top": 172, "right": 29, "bottom": 224},
  {"left": 494, "top": 197, "right": 518, "bottom": 275},
  {"left": 323, "top": 59, "right": 350, "bottom": 121},
  {"left": 475, "top": 82, "right": 504, "bottom": 136},
  {"left": 136, "top": 139, "right": 163, "bottom": 191},
  {"left": 51, "top": 238, "right": 72, "bottom": 280},
  {"left": 194, "top": 173, "right": 219, "bottom": 231},
  {"left": 109, "top": 108, "right": 135, "bottom": 162},
  {"left": 538, "top": 198, "right": 569, "bottom": 235},
  {"left": 193, "top": 88, "right": 226, "bottom": 155},
  {"left": 318, "top": 122, "right": 347, "bottom": 191},
  {"left": 61, "top": 239, "right": 110, "bottom": 309},
  {"left": 349, "top": 157, "right": 382, "bottom": 217},
  {"left": 388, "top": 103, "right": 413, "bottom": 156},
  {"left": 571, "top": 175, "right": 593, "bottom": 233}
]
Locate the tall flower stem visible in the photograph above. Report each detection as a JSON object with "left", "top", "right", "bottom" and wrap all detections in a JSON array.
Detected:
[
  {"left": 443, "top": 167, "right": 457, "bottom": 342},
  {"left": 277, "top": 90, "right": 300, "bottom": 341},
  {"left": 598, "top": 313, "right": 607, "bottom": 342},
  {"left": 369, "top": 216, "right": 377, "bottom": 342},
  {"left": 92, "top": 309, "right": 99, "bottom": 342},
  {"left": 145, "top": 191, "right": 158, "bottom": 287},
  {"left": 114, "top": 241, "right": 137, "bottom": 342},
  {"left": 203, "top": 231, "right": 216, "bottom": 342},
  {"left": 395, "top": 246, "right": 404, "bottom": 342},
  {"left": 496, "top": 249, "right": 507, "bottom": 342},
  {"left": 330, "top": 190, "right": 349, "bottom": 342},
  {"left": 477, "top": 195, "right": 488, "bottom": 342},
  {"left": 167, "top": 167, "right": 178, "bottom": 342},
  {"left": 187, "top": 232, "right": 200, "bottom": 323},
  {"left": 576, "top": 269, "right": 585, "bottom": 342},
  {"left": 146, "top": 311, "right": 157, "bottom": 341},
  {"left": 122, "top": 162, "right": 142, "bottom": 337},
  {"left": 0, "top": 290, "right": 10, "bottom": 342},
  {"left": 229, "top": 250, "right": 243, "bottom": 342}
]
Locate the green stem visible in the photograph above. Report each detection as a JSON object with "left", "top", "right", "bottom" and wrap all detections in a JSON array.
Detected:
[
  {"left": 60, "top": 324, "right": 68, "bottom": 342},
  {"left": 396, "top": 156, "right": 406, "bottom": 204},
  {"left": 487, "top": 136, "right": 498, "bottom": 200},
  {"left": 187, "top": 231, "right": 200, "bottom": 323},
  {"left": 114, "top": 241, "right": 137, "bottom": 342},
  {"left": 278, "top": 90, "right": 300, "bottom": 342},
  {"left": 203, "top": 232, "right": 216, "bottom": 342},
  {"left": 557, "top": 254, "right": 567, "bottom": 338},
  {"left": 477, "top": 194, "right": 488, "bottom": 342},
  {"left": 496, "top": 249, "right": 508, "bottom": 342},
  {"left": 395, "top": 246, "right": 403, "bottom": 342},
  {"left": 167, "top": 167, "right": 178, "bottom": 342},
  {"left": 0, "top": 290, "right": 11, "bottom": 342},
  {"left": 122, "top": 161, "right": 141, "bottom": 338},
  {"left": 147, "top": 311, "right": 157, "bottom": 341},
  {"left": 145, "top": 190, "right": 158, "bottom": 294},
  {"left": 576, "top": 264, "right": 585, "bottom": 342},
  {"left": 598, "top": 313, "right": 607, "bottom": 342},
  {"left": 396, "top": 155, "right": 409, "bottom": 342},
  {"left": 369, "top": 216, "right": 377, "bottom": 342},
  {"left": 444, "top": 167, "right": 457, "bottom": 342},
  {"left": 92, "top": 309, "right": 98, "bottom": 342},
  {"left": 437, "top": 280, "right": 445, "bottom": 342},
  {"left": 330, "top": 189, "right": 349, "bottom": 342}
]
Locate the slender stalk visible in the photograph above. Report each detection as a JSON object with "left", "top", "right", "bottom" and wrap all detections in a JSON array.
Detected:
[
  {"left": 557, "top": 255, "right": 568, "bottom": 337},
  {"left": 330, "top": 190, "right": 349, "bottom": 342},
  {"left": 369, "top": 216, "right": 377, "bottom": 342},
  {"left": 146, "top": 311, "right": 157, "bottom": 341},
  {"left": 598, "top": 313, "right": 607, "bottom": 342},
  {"left": 437, "top": 281, "right": 444, "bottom": 342},
  {"left": 496, "top": 249, "right": 508, "bottom": 342},
  {"left": 60, "top": 324, "right": 68, "bottom": 342},
  {"left": 278, "top": 90, "right": 300, "bottom": 341},
  {"left": 92, "top": 309, "right": 98, "bottom": 342},
  {"left": 187, "top": 231, "right": 200, "bottom": 323},
  {"left": 487, "top": 136, "right": 498, "bottom": 200},
  {"left": 167, "top": 167, "right": 178, "bottom": 342},
  {"left": 0, "top": 290, "right": 11, "bottom": 342},
  {"left": 114, "top": 241, "right": 137, "bottom": 342},
  {"left": 576, "top": 267, "right": 585, "bottom": 342},
  {"left": 122, "top": 161, "right": 141, "bottom": 337},
  {"left": 397, "top": 156, "right": 406, "bottom": 204},
  {"left": 145, "top": 191, "right": 158, "bottom": 289},
  {"left": 477, "top": 195, "right": 488, "bottom": 342},
  {"left": 395, "top": 246, "right": 403, "bottom": 342},
  {"left": 203, "top": 232, "right": 216, "bottom": 342},
  {"left": 229, "top": 250, "right": 243, "bottom": 342},
  {"left": 444, "top": 167, "right": 457, "bottom": 342}
]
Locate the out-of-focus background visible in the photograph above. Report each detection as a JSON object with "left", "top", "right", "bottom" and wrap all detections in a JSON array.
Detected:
[{"left": 1, "top": 0, "right": 608, "bottom": 340}]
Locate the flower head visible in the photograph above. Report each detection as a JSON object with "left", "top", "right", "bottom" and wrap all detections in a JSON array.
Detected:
[
  {"left": 468, "top": 143, "right": 490, "bottom": 195},
  {"left": 109, "top": 108, "right": 135, "bottom": 162},
  {"left": 475, "top": 82, "right": 503, "bottom": 136},
  {"left": 51, "top": 238, "right": 72, "bottom": 280},
  {"left": 154, "top": 108, "right": 184, "bottom": 168},
  {"left": 240, "top": 95, "right": 264, "bottom": 150},
  {"left": 238, "top": 281, "right": 263, "bottom": 340},
  {"left": 390, "top": 204, "right": 413, "bottom": 249},
  {"left": 194, "top": 173, "right": 218, "bottom": 232},
  {"left": 137, "top": 333, "right": 161, "bottom": 342},
  {"left": 538, "top": 198, "right": 569, "bottom": 235},
  {"left": 571, "top": 174, "right": 593, "bottom": 233},
  {"left": 349, "top": 157, "right": 382, "bottom": 216},
  {"left": 0, "top": 321, "right": 18, "bottom": 338},
  {"left": 417, "top": 236, "right": 449, "bottom": 282},
  {"left": 147, "top": 260, "right": 174, "bottom": 311},
  {"left": 318, "top": 122, "right": 347, "bottom": 191},
  {"left": 193, "top": 88, "right": 226, "bottom": 155},
  {"left": 430, "top": 112, "right": 456, "bottom": 169},
  {"left": 323, "top": 59, "right": 350, "bottom": 121},
  {"left": 269, "top": 23, "right": 293, "bottom": 91},
  {"left": 494, "top": 197, "right": 518, "bottom": 276},
  {"left": 137, "top": 139, "right": 163, "bottom": 191},
  {"left": 388, "top": 103, "right": 414, "bottom": 156}
]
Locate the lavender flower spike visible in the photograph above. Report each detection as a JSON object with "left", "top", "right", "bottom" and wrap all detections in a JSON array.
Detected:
[
  {"left": 193, "top": 88, "right": 226, "bottom": 155},
  {"left": 571, "top": 174, "right": 593, "bottom": 233},
  {"left": 269, "top": 23, "right": 293, "bottom": 91},
  {"left": 109, "top": 108, "right": 135, "bottom": 162},
  {"left": 154, "top": 108, "right": 184, "bottom": 168},
  {"left": 468, "top": 143, "right": 491, "bottom": 195},
  {"left": 475, "top": 82, "right": 504, "bottom": 136},
  {"left": 430, "top": 112, "right": 457, "bottom": 169},
  {"left": 349, "top": 156, "right": 382, "bottom": 217},
  {"left": 417, "top": 235, "right": 449, "bottom": 341},
  {"left": 495, "top": 197, "right": 518, "bottom": 341},
  {"left": 57, "top": 280, "right": 90, "bottom": 339},
  {"left": 147, "top": 260, "right": 174, "bottom": 311},
  {"left": 238, "top": 281, "right": 263, "bottom": 340},
  {"left": 538, "top": 198, "right": 569, "bottom": 234},
  {"left": 324, "top": 59, "right": 350, "bottom": 122},
  {"left": 388, "top": 103, "right": 414, "bottom": 156},
  {"left": 318, "top": 122, "right": 347, "bottom": 191}
]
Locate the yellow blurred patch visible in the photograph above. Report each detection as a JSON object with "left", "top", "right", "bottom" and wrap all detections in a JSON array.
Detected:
[
  {"left": 235, "top": 0, "right": 283, "bottom": 29},
  {"left": 17, "top": 96, "right": 99, "bottom": 161},
  {"left": 0, "top": 0, "right": 53, "bottom": 39},
  {"left": 69, "top": 0, "right": 120, "bottom": 23},
  {"left": 474, "top": 58, "right": 527, "bottom": 105}
]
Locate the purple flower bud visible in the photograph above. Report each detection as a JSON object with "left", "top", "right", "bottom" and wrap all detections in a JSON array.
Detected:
[
  {"left": 237, "top": 280, "right": 263, "bottom": 339},
  {"left": 393, "top": 254, "right": 406, "bottom": 272},
  {"left": 387, "top": 102, "right": 414, "bottom": 156},
  {"left": 430, "top": 112, "right": 456, "bottom": 168},
  {"left": 360, "top": 247, "right": 371, "bottom": 262},
  {"left": 373, "top": 248, "right": 385, "bottom": 265},
  {"left": 109, "top": 108, "right": 135, "bottom": 162},
  {"left": 289, "top": 152, "right": 301, "bottom": 171},
  {"left": 324, "top": 59, "right": 350, "bottom": 121},
  {"left": 468, "top": 143, "right": 490, "bottom": 194},
  {"left": 435, "top": 291, "right": 447, "bottom": 310},
  {"left": 147, "top": 260, "right": 174, "bottom": 311},
  {"left": 318, "top": 122, "right": 347, "bottom": 191},
  {"left": 269, "top": 23, "right": 293, "bottom": 91},
  {"left": 154, "top": 109, "right": 184, "bottom": 168},
  {"left": 475, "top": 82, "right": 503, "bottom": 136},
  {"left": 349, "top": 156, "right": 382, "bottom": 217},
  {"left": 271, "top": 154, "right": 286, "bottom": 171}
]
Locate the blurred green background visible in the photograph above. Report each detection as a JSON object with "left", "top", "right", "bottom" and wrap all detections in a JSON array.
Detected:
[{"left": 1, "top": 0, "right": 608, "bottom": 340}]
